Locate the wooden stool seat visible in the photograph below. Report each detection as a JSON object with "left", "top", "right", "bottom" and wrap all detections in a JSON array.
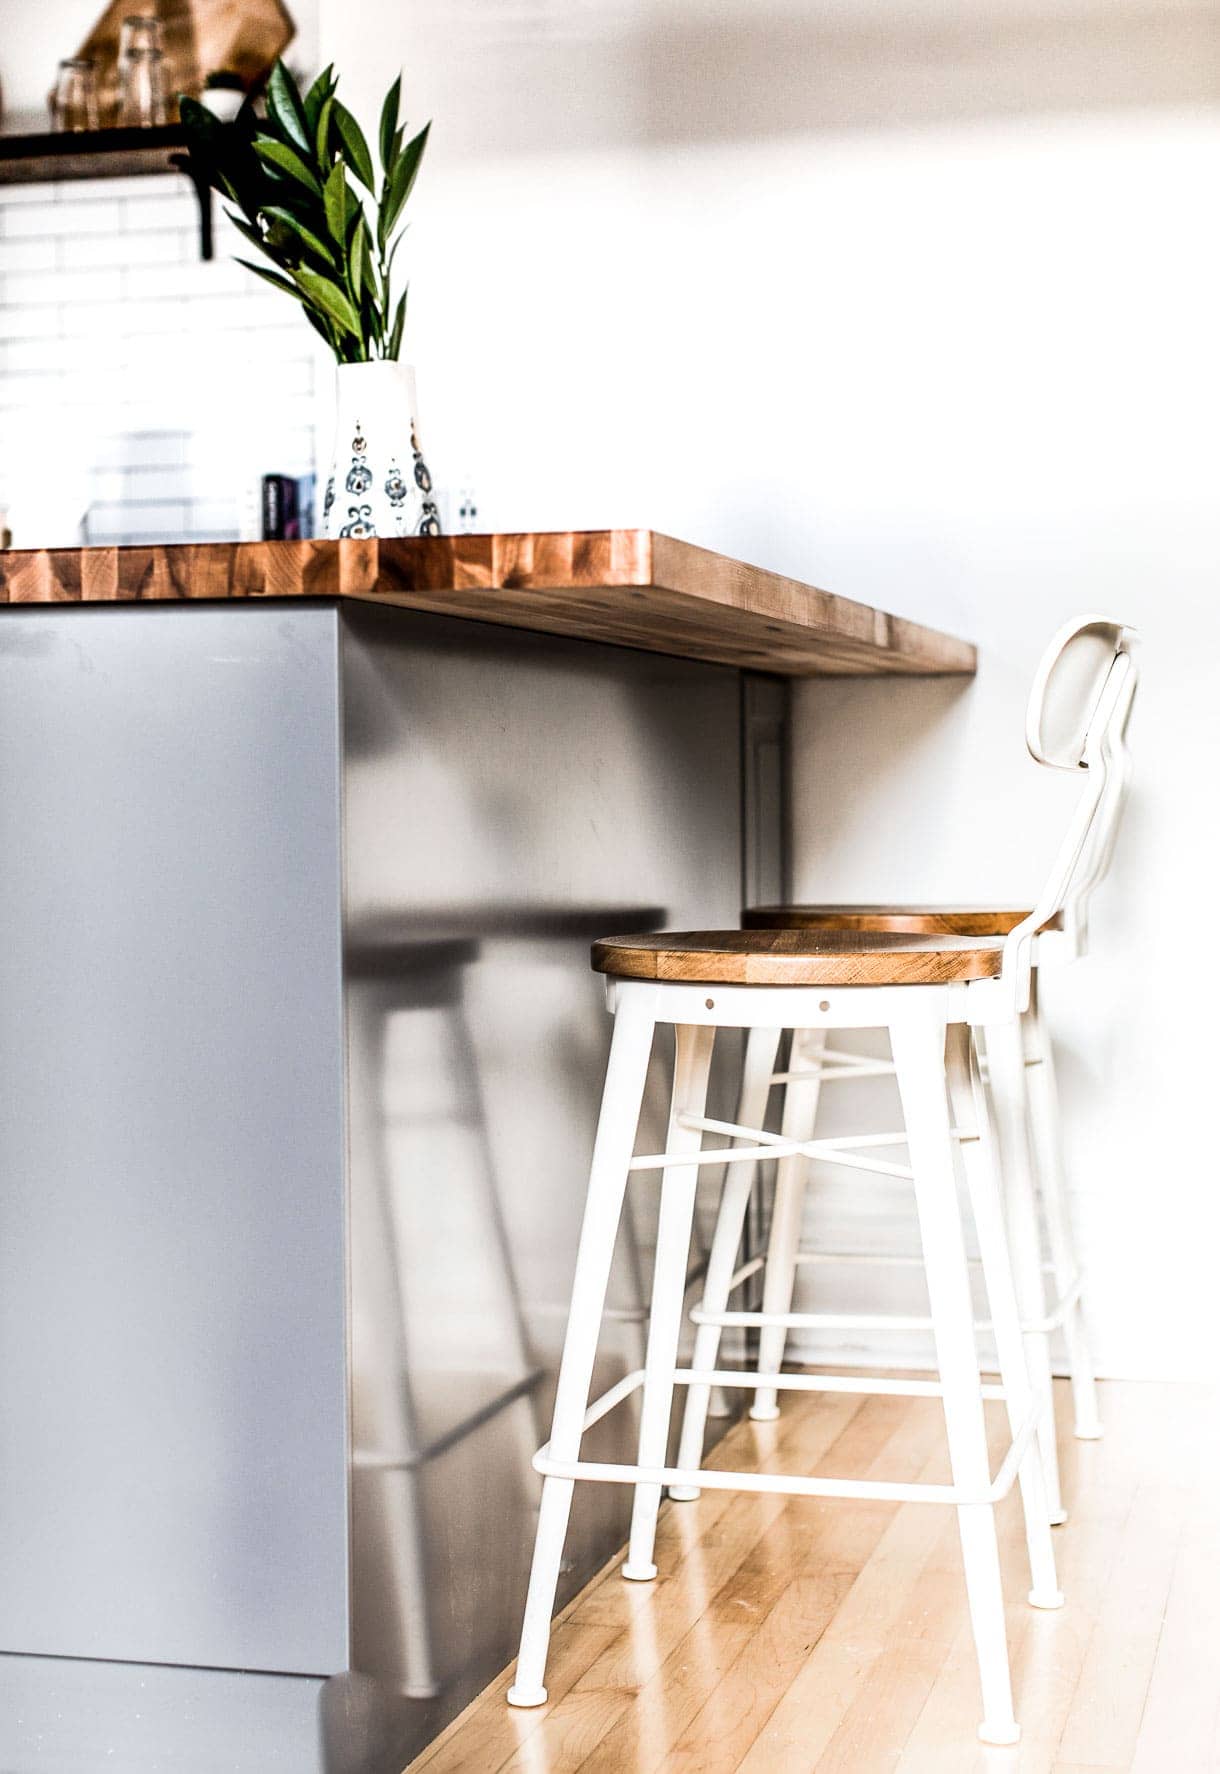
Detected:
[
  {"left": 592, "top": 928, "right": 1004, "bottom": 987},
  {"left": 743, "top": 904, "right": 1065, "bottom": 937}
]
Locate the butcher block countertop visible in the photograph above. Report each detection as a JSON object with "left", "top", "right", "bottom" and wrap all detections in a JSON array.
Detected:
[{"left": 0, "top": 529, "right": 976, "bottom": 678}]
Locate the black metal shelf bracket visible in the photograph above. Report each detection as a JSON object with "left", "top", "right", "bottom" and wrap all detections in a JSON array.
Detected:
[{"left": 169, "top": 150, "right": 214, "bottom": 260}]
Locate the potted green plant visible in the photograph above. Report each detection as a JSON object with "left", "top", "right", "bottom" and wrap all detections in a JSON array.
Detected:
[{"left": 181, "top": 61, "right": 441, "bottom": 540}]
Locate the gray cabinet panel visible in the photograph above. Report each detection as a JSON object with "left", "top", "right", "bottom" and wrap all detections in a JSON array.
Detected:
[{"left": 0, "top": 605, "right": 350, "bottom": 1675}]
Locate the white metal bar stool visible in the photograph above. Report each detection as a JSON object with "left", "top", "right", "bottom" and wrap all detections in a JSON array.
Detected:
[
  {"left": 508, "top": 916, "right": 1068, "bottom": 1744},
  {"left": 680, "top": 615, "right": 1137, "bottom": 1527}
]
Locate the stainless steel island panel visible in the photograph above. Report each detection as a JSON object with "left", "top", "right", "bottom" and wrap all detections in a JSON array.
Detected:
[
  {"left": 337, "top": 605, "right": 760, "bottom": 1747},
  {"left": 0, "top": 604, "right": 351, "bottom": 1675}
]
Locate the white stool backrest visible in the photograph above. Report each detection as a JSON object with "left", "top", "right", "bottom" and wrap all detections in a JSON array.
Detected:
[{"left": 999, "top": 615, "right": 1138, "bottom": 1007}]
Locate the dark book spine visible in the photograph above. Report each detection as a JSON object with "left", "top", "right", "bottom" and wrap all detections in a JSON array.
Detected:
[{"left": 261, "top": 474, "right": 299, "bottom": 542}]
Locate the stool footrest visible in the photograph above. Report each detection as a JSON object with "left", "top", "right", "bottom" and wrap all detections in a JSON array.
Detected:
[
  {"left": 537, "top": 1368, "right": 1039, "bottom": 1507},
  {"left": 709, "top": 1254, "right": 1086, "bottom": 1337}
]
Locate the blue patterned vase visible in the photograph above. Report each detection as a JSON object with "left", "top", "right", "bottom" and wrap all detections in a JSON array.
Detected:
[{"left": 323, "top": 361, "right": 442, "bottom": 541}]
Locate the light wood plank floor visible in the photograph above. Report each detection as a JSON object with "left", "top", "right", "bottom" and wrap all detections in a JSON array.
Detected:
[{"left": 407, "top": 1376, "right": 1220, "bottom": 1774}]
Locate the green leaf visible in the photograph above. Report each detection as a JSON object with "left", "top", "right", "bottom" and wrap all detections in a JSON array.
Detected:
[
  {"left": 315, "top": 92, "right": 335, "bottom": 165},
  {"left": 302, "top": 63, "right": 335, "bottom": 132},
  {"left": 384, "top": 226, "right": 407, "bottom": 282},
  {"left": 234, "top": 256, "right": 303, "bottom": 299},
  {"left": 178, "top": 93, "right": 224, "bottom": 167},
  {"left": 387, "top": 288, "right": 407, "bottom": 360},
  {"left": 323, "top": 161, "right": 348, "bottom": 248},
  {"left": 299, "top": 299, "right": 340, "bottom": 351},
  {"left": 379, "top": 122, "right": 429, "bottom": 246},
  {"left": 227, "top": 211, "right": 269, "bottom": 253},
  {"left": 266, "top": 60, "right": 310, "bottom": 155},
  {"left": 350, "top": 219, "right": 371, "bottom": 304},
  {"left": 379, "top": 73, "right": 402, "bottom": 175},
  {"left": 254, "top": 136, "right": 323, "bottom": 195},
  {"left": 294, "top": 267, "right": 363, "bottom": 339},
  {"left": 264, "top": 205, "right": 337, "bottom": 268},
  {"left": 235, "top": 257, "right": 342, "bottom": 363},
  {"left": 332, "top": 101, "right": 376, "bottom": 192},
  {"left": 361, "top": 277, "right": 382, "bottom": 337},
  {"left": 179, "top": 95, "right": 245, "bottom": 206}
]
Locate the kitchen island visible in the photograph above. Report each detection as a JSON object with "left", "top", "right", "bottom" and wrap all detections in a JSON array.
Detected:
[{"left": 0, "top": 533, "right": 973, "bottom": 1774}]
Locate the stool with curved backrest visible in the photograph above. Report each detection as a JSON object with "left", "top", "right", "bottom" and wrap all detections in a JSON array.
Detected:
[
  {"left": 679, "top": 614, "right": 1138, "bottom": 1525},
  {"left": 507, "top": 614, "right": 1133, "bottom": 1742}
]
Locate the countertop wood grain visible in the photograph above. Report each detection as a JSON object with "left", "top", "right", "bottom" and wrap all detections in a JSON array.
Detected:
[{"left": 0, "top": 530, "right": 976, "bottom": 678}]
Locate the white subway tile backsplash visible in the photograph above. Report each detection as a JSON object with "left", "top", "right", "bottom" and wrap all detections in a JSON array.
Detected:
[
  {"left": 62, "top": 229, "right": 193, "bottom": 270},
  {"left": 0, "top": 334, "right": 120, "bottom": 374},
  {"left": 4, "top": 267, "right": 123, "bottom": 307},
  {"left": 0, "top": 372, "right": 72, "bottom": 408},
  {"left": 129, "top": 259, "right": 248, "bottom": 300},
  {"left": 87, "top": 499, "right": 189, "bottom": 532},
  {"left": 186, "top": 498, "right": 242, "bottom": 533},
  {"left": 0, "top": 238, "right": 59, "bottom": 272},
  {"left": 0, "top": 183, "right": 61, "bottom": 206},
  {"left": 122, "top": 194, "right": 197, "bottom": 232},
  {"left": 0, "top": 179, "right": 316, "bottom": 546},
  {"left": 3, "top": 200, "right": 123, "bottom": 239},
  {"left": 0, "top": 305, "right": 61, "bottom": 341},
  {"left": 86, "top": 526, "right": 193, "bottom": 545},
  {"left": 70, "top": 174, "right": 179, "bottom": 202},
  {"left": 244, "top": 324, "right": 317, "bottom": 362},
  {"left": 184, "top": 291, "right": 293, "bottom": 332},
  {"left": 91, "top": 430, "right": 193, "bottom": 470}
]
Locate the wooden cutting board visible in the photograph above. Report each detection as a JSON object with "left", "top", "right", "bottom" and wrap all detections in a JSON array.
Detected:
[{"left": 72, "top": 0, "right": 295, "bottom": 126}]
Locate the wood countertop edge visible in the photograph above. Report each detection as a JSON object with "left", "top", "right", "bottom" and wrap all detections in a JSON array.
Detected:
[{"left": 0, "top": 530, "right": 977, "bottom": 679}]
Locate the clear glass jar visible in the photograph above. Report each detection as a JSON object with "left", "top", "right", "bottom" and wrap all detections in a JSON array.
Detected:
[
  {"left": 52, "top": 58, "right": 99, "bottom": 132},
  {"left": 118, "top": 44, "right": 168, "bottom": 128},
  {"left": 118, "top": 18, "right": 167, "bottom": 127}
]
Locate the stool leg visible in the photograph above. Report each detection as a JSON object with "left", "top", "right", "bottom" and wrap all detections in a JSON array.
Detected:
[
  {"left": 508, "top": 990, "right": 656, "bottom": 1707},
  {"left": 892, "top": 1015, "right": 1018, "bottom": 1748},
  {"left": 948, "top": 1027, "right": 1063, "bottom": 1612},
  {"left": 670, "top": 1025, "right": 782, "bottom": 1499},
  {"left": 987, "top": 1016, "right": 1065, "bottom": 1524},
  {"left": 623, "top": 1022, "right": 716, "bottom": 1579},
  {"left": 751, "top": 1026, "right": 826, "bottom": 1421},
  {"left": 1023, "top": 986, "right": 1102, "bottom": 1440}
]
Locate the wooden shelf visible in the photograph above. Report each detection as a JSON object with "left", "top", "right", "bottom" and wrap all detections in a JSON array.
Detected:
[
  {"left": 0, "top": 125, "right": 213, "bottom": 255},
  {"left": 0, "top": 531, "right": 977, "bottom": 679},
  {"left": 0, "top": 124, "right": 190, "bottom": 185}
]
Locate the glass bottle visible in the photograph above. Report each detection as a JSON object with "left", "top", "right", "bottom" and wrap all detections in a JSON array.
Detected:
[
  {"left": 52, "top": 58, "right": 99, "bottom": 132},
  {"left": 118, "top": 18, "right": 168, "bottom": 127}
]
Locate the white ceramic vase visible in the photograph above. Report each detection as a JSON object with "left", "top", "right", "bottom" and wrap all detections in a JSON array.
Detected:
[{"left": 322, "top": 360, "right": 441, "bottom": 541}]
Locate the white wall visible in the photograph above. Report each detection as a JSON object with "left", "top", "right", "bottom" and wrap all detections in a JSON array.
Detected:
[{"left": 312, "top": 0, "right": 1218, "bottom": 1380}]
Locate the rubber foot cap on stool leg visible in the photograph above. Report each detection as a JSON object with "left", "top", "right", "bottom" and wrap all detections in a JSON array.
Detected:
[
  {"left": 1074, "top": 1422, "right": 1104, "bottom": 1441},
  {"left": 749, "top": 1403, "right": 781, "bottom": 1422},
  {"left": 621, "top": 1561, "right": 658, "bottom": 1582},
  {"left": 1029, "top": 1587, "right": 1065, "bottom": 1611},
  {"left": 1049, "top": 1509, "right": 1069, "bottom": 1527},
  {"left": 507, "top": 1684, "right": 548, "bottom": 1708},
  {"left": 668, "top": 1485, "right": 701, "bottom": 1502},
  {"left": 978, "top": 1720, "right": 1020, "bottom": 1747}
]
